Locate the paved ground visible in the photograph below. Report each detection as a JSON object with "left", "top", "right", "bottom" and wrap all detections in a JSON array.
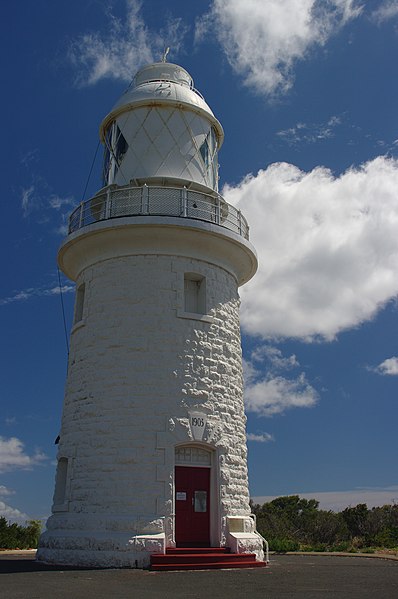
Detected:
[{"left": 1, "top": 552, "right": 398, "bottom": 599}]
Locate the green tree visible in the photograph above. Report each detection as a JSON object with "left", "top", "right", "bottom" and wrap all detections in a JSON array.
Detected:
[
  {"left": 0, "top": 517, "right": 42, "bottom": 549},
  {"left": 341, "top": 504, "right": 369, "bottom": 538}
]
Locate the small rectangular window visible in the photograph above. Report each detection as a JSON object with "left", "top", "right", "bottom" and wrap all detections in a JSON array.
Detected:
[
  {"left": 74, "top": 283, "right": 85, "bottom": 324},
  {"left": 54, "top": 457, "right": 68, "bottom": 506},
  {"left": 184, "top": 273, "right": 206, "bottom": 314}
]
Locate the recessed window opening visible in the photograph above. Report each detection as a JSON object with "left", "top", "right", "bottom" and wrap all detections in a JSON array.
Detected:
[
  {"left": 199, "top": 127, "right": 218, "bottom": 189},
  {"left": 54, "top": 457, "right": 68, "bottom": 505},
  {"left": 184, "top": 273, "right": 206, "bottom": 314},
  {"left": 102, "top": 127, "right": 113, "bottom": 186},
  {"left": 74, "top": 283, "right": 85, "bottom": 324},
  {"left": 102, "top": 121, "right": 128, "bottom": 186},
  {"left": 200, "top": 136, "right": 210, "bottom": 167},
  {"left": 115, "top": 126, "right": 128, "bottom": 168}
]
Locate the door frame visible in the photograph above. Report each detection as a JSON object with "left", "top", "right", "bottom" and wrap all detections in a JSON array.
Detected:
[{"left": 173, "top": 443, "right": 219, "bottom": 548}]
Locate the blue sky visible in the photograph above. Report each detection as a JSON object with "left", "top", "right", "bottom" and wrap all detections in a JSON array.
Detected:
[{"left": 1, "top": 0, "right": 398, "bottom": 522}]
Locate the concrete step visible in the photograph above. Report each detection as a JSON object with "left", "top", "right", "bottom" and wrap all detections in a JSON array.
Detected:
[{"left": 150, "top": 548, "right": 267, "bottom": 571}]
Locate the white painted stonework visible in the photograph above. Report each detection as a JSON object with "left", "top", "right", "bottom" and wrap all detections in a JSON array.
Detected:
[{"left": 37, "top": 61, "right": 263, "bottom": 567}]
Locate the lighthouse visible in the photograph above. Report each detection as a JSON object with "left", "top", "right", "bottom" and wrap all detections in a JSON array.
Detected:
[{"left": 37, "top": 60, "right": 265, "bottom": 568}]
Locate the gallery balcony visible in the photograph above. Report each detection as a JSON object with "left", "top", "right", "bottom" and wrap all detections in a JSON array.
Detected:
[{"left": 68, "top": 184, "right": 250, "bottom": 241}]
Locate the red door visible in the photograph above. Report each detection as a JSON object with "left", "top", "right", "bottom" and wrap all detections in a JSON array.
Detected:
[{"left": 175, "top": 466, "right": 210, "bottom": 547}]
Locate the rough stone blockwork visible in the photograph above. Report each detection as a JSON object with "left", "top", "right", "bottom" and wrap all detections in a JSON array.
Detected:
[{"left": 38, "top": 254, "right": 262, "bottom": 567}]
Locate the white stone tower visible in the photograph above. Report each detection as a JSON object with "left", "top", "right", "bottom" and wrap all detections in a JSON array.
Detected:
[{"left": 37, "top": 61, "right": 262, "bottom": 567}]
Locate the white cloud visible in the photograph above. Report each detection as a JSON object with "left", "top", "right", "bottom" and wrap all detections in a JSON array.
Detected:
[
  {"left": 20, "top": 181, "right": 76, "bottom": 229},
  {"left": 55, "top": 224, "right": 69, "bottom": 236},
  {"left": 49, "top": 195, "right": 75, "bottom": 210},
  {"left": 0, "top": 485, "right": 15, "bottom": 497},
  {"left": 371, "top": 0, "right": 398, "bottom": 23},
  {"left": 224, "top": 156, "right": 398, "bottom": 341},
  {"left": 0, "top": 290, "right": 31, "bottom": 305},
  {"left": 0, "top": 283, "right": 74, "bottom": 306},
  {"left": 245, "top": 371, "right": 319, "bottom": 416},
  {"left": 0, "top": 486, "right": 31, "bottom": 524},
  {"left": 277, "top": 115, "right": 342, "bottom": 145},
  {"left": 247, "top": 432, "right": 274, "bottom": 442},
  {"left": 243, "top": 346, "right": 317, "bottom": 416},
  {"left": 0, "top": 436, "right": 47, "bottom": 473},
  {"left": 45, "top": 285, "right": 75, "bottom": 296},
  {"left": 374, "top": 356, "right": 398, "bottom": 375},
  {"left": 0, "top": 501, "right": 30, "bottom": 523},
  {"left": 20, "top": 150, "right": 76, "bottom": 228},
  {"left": 21, "top": 185, "right": 35, "bottom": 217},
  {"left": 68, "top": 0, "right": 188, "bottom": 86},
  {"left": 201, "top": 0, "right": 362, "bottom": 96},
  {"left": 20, "top": 148, "right": 39, "bottom": 168},
  {"left": 251, "top": 345, "right": 299, "bottom": 370}
]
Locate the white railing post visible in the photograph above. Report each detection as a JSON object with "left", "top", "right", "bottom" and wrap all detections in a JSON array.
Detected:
[
  {"left": 216, "top": 196, "right": 221, "bottom": 225},
  {"left": 142, "top": 184, "right": 149, "bottom": 214},
  {"left": 182, "top": 186, "right": 188, "bottom": 217},
  {"left": 238, "top": 209, "right": 242, "bottom": 235},
  {"left": 105, "top": 188, "right": 112, "bottom": 219},
  {"left": 250, "top": 513, "right": 269, "bottom": 564},
  {"left": 78, "top": 202, "right": 84, "bottom": 229}
]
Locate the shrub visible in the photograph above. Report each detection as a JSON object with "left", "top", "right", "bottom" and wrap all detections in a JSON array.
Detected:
[
  {"left": 268, "top": 538, "right": 300, "bottom": 552},
  {"left": 329, "top": 541, "right": 351, "bottom": 552},
  {"left": 252, "top": 497, "right": 398, "bottom": 554},
  {"left": 373, "top": 527, "right": 398, "bottom": 549},
  {"left": 361, "top": 547, "right": 376, "bottom": 554}
]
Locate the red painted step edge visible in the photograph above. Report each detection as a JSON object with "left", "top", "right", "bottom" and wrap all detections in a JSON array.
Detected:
[
  {"left": 150, "top": 561, "right": 267, "bottom": 571},
  {"left": 151, "top": 555, "right": 258, "bottom": 565},
  {"left": 150, "top": 548, "right": 267, "bottom": 571},
  {"left": 166, "top": 547, "right": 231, "bottom": 555}
]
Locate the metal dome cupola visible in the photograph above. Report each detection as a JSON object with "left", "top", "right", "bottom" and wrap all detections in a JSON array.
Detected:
[{"left": 100, "top": 61, "right": 224, "bottom": 192}]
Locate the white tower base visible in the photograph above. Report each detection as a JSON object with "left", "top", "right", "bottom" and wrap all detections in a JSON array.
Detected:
[{"left": 37, "top": 216, "right": 262, "bottom": 568}]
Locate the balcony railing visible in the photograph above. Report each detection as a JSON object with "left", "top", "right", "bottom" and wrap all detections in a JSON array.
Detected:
[{"left": 68, "top": 184, "right": 250, "bottom": 240}]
